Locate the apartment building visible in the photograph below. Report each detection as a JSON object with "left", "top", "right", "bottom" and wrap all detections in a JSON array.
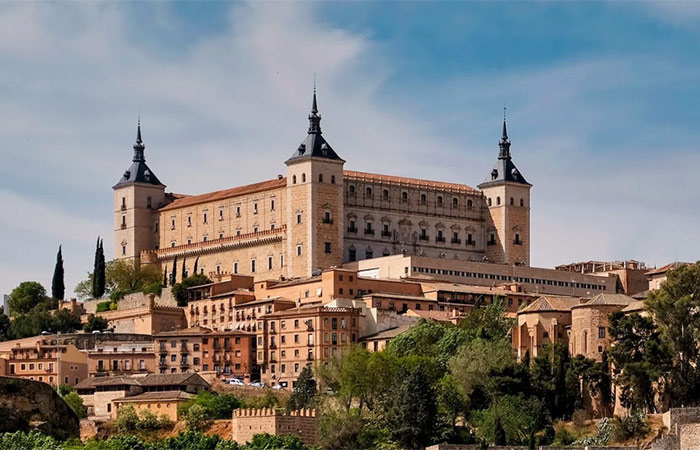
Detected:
[
  {"left": 0, "top": 341, "right": 87, "bottom": 387},
  {"left": 256, "top": 306, "right": 361, "bottom": 388},
  {"left": 86, "top": 340, "right": 155, "bottom": 377}
]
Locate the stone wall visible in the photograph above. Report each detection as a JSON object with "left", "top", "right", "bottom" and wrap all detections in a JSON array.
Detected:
[
  {"left": 83, "top": 288, "right": 176, "bottom": 314},
  {"left": 0, "top": 376, "right": 80, "bottom": 440},
  {"left": 232, "top": 408, "right": 318, "bottom": 446},
  {"left": 427, "top": 446, "right": 635, "bottom": 450}
]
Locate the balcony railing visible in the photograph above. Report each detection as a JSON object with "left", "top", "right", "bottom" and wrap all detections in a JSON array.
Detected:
[
  {"left": 381, "top": 231, "right": 392, "bottom": 237},
  {"left": 436, "top": 236, "right": 446, "bottom": 243},
  {"left": 346, "top": 227, "right": 358, "bottom": 233},
  {"left": 364, "top": 229, "right": 375, "bottom": 235},
  {"left": 451, "top": 238, "right": 461, "bottom": 244}
]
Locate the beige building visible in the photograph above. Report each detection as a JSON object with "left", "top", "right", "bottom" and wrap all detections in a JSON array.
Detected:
[
  {"left": 512, "top": 295, "right": 581, "bottom": 360},
  {"left": 256, "top": 306, "right": 361, "bottom": 388},
  {"left": 646, "top": 262, "right": 689, "bottom": 291},
  {"left": 114, "top": 93, "right": 532, "bottom": 285},
  {"left": 232, "top": 408, "right": 318, "bottom": 446},
  {"left": 556, "top": 260, "right": 649, "bottom": 296},
  {"left": 75, "top": 376, "right": 142, "bottom": 417},
  {"left": 86, "top": 294, "right": 187, "bottom": 335},
  {"left": 0, "top": 339, "right": 88, "bottom": 387},
  {"left": 86, "top": 340, "right": 155, "bottom": 377},
  {"left": 569, "top": 293, "right": 636, "bottom": 361}
]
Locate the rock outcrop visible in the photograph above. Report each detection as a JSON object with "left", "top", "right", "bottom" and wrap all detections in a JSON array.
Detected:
[{"left": 0, "top": 376, "right": 80, "bottom": 440}]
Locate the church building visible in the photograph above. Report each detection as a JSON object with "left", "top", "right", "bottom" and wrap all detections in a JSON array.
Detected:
[{"left": 113, "top": 90, "right": 531, "bottom": 282}]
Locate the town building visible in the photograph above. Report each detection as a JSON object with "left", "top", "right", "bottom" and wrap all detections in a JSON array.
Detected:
[
  {"left": 555, "top": 260, "right": 649, "bottom": 296},
  {"left": 114, "top": 94, "right": 532, "bottom": 284},
  {"left": 86, "top": 294, "right": 186, "bottom": 334},
  {"left": 75, "top": 376, "right": 142, "bottom": 417},
  {"left": 85, "top": 340, "right": 155, "bottom": 377},
  {"left": 646, "top": 262, "right": 689, "bottom": 291},
  {"left": 256, "top": 306, "right": 361, "bottom": 388},
  {"left": 512, "top": 295, "right": 581, "bottom": 359},
  {"left": 0, "top": 339, "right": 87, "bottom": 387},
  {"left": 361, "top": 323, "right": 417, "bottom": 353},
  {"left": 569, "top": 293, "right": 636, "bottom": 361},
  {"left": 154, "top": 326, "right": 255, "bottom": 380},
  {"left": 232, "top": 408, "right": 318, "bottom": 447},
  {"left": 111, "top": 372, "right": 209, "bottom": 420}
]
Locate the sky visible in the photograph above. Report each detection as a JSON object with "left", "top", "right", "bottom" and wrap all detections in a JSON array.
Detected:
[{"left": 1, "top": 1, "right": 699, "bottom": 298}]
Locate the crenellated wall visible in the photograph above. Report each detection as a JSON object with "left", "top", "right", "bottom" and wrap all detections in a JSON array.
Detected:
[{"left": 232, "top": 408, "right": 318, "bottom": 446}]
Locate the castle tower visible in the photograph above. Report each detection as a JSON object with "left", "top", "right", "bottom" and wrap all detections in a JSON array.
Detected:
[
  {"left": 285, "top": 89, "right": 345, "bottom": 278},
  {"left": 477, "top": 111, "right": 532, "bottom": 266},
  {"left": 113, "top": 120, "right": 166, "bottom": 260}
]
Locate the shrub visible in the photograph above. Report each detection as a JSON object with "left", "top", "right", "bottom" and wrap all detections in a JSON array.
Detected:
[
  {"left": 142, "top": 282, "right": 163, "bottom": 297},
  {"left": 185, "top": 404, "right": 209, "bottom": 431},
  {"left": 247, "top": 433, "right": 308, "bottom": 450},
  {"left": 116, "top": 405, "right": 139, "bottom": 432},
  {"left": 63, "top": 391, "right": 88, "bottom": 419},
  {"left": 109, "top": 290, "right": 126, "bottom": 303},
  {"left": 95, "top": 301, "right": 112, "bottom": 313},
  {"left": 0, "top": 431, "right": 62, "bottom": 450},
  {"left": 611, "top": 412, "right": 650, "bottom": 446},
  {"left": 138, "top": 409, "right": 160, "bottom": 430},
  {"left": 553, "top": 427, "right": 576, "bottom": 446},
  {"left": 572, "top": 409, "right": 591, "bottom": 428}
]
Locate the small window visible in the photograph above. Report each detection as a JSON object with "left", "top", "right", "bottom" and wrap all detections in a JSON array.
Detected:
[
  {"left": 325, "top": 242, "right": 331, "bottom": 254},
  {"left": 268, "top": 256, "right": 273, "bottom": 270},
  {"left": 349, "top": 185, "right": 355, "bottom": 194},
  {"left": 497, "top": 196, "right": 501, "bottom": 205},
  {"left": 467, "top": 199, "right": 473, "bottom": 210},
  {"left": 302, "top": 173, "right": 306, "bottom": 183},
  {"left": 383, "top": 189, "right": 389, "bottom": 199},
  {"left": 520, "top": 198, "right": 524, "bottom": 207},
  {"left": 122, "top": 245, "right": 126, "bottom": 256},
  {"left": 402, "top": 191, "right": 408, "bottom": 201},
  {"left": 598, "top": 327, "right": 606, "bottom": 339},
  {"left": 452, "top": 198, "right": 458, "bottom": 207},
  {"left": 437, "top": 195, "right": 443, "bottom": 206},
  {"left": 203, "top": 212, "right": 208, "bottom": 223},
  {"left": 510, "top": 197, "right": 514, "bottom": 206},
  {"left": 319, "top": 174, "right": 323, "bottom": 182},
  {"left": 297, "top": 213, "right": 302, "bottom": 224},
  {"left": 147, "top": 197, "right": 152, "bottom": 208},
  {"left": 420, "top": 193, "right": 427, "bottom": 204},
  {"left": 331, "top": 175, "right": 336, "bottom": 184},
  {"left": 270, "top": 199, "right": 275, "bottom": 211},
  {"left": 253, "top": 203, "right": 258, "bottom": 214},
  {"left": 297, "top": 245, "right": 302, "bottom": 256},
  {"left": 251, "top": 260, "right": 256, "bottom": 273},
  {"left": 292, "top": 175, "right": 297, "bottom": 184},
  {"left": 488, "top": 198, "right": 492, "bottom": 207},
  {"left": 366, "top": 187, "right": 372, "bottom": 197}
]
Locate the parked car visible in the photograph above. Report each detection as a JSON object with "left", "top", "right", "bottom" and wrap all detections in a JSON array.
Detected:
[
  {"left": 229, "top": 378, "right": 245, "bottom": 386},
  {"left": 272, "top": 384, "right": 284, "bottom": 390},
  {"left": 247, "top": 381, "right": 264, "bottom": 388}
]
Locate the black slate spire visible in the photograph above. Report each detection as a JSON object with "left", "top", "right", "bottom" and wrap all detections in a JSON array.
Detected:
[
  {"left": 133, "top": 117, "right": 146, "bottom": 162},
  {"left": 478, "top": 108, "right": 530, "bottom": 187},
  {"left": 308, "top": 86, "right": 322, "bottom": 134},
  {"left": 498, "top": 107, "right": 511, "bottom": 160}
]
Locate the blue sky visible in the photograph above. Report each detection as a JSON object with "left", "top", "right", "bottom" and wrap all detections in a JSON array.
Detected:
[{"left": 1, "top": 1, "right": 699, "bottom": 298}]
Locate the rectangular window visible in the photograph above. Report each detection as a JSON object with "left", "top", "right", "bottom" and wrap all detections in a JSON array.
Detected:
[
  {"left": 236, "top": 206, "right": 241, "bottom": 217},
  {"left": 251, "top": 260, "right": 256, "bottom": 273},
  {"left": 219, "top": 208, "right": 224, "bottom": 220},
  {"left": 268, "top": 256, "right": 273, "bottom": 270},
  {"left": 324, "top": 242, "right": 331, "bottom": 254},
  {"left": 297, "top": 245, "right": 302, "bottom": 256},
  {"left": 271, "top": 199, "right": 275, "bottom": 211},
  {"left": 253, "top": 203, "right": 258, "bottom": 214},
  {"left": 147, "top": 196, "right": 152, "bottom": 208},
  {"left": 297, "top": 213, "right": 302, "bottom": 224},
  {"left": 233, "top": 262, "right": 238, "bottom": 274},
  {"left": 598, "top": 327, "right": 606, "bottom": 339}
]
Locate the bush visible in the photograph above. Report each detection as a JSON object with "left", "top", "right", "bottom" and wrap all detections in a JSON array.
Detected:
[
  {"left": 95, "top": 301, "right": 112, "bottom": 313},
  {"left": 611, "top": 412, "right": 651, "bottom": 445},
  {"left": 142, "top": 282, "right": 163, "bottom": 297},
  {"left": 572, "top": 409, "right": 591, "bottom": 427},
  {"left": 172, "top": 274, "right": 211, "bottom": 306},
  {"left": 0, "top": 431, "right": 62, "bottom": 450},
  {"left": 83, "top": 314, "right": 109, "bottom": 333},
  {"left": 553, "top": 427, "right": 576, "bottom": 446},
  {"left": 247, "top": 433, "right": 308, "bottom": 450},
  {"left": 180, "top": 391, "right": 242, "bottom": 420},
  {"left": 116, "top": 405, "right": 139, "bottom": 432},
  {"left": 63, "top": 391, "right": 87, "bottom": 419},
  {"left": 58, "top": 384, "right": 75, "bottom": 396},
  {"left": 137, "top": 409, "right": 160, "bottom": 430},
  {"left": 109, "top": 290, "right": 126, "bottom": 303},
  {"left": 185, "top": 404, "right": 209, "bottom": 431}
]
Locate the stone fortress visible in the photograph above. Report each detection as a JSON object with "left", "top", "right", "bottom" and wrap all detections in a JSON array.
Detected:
[{"left": 113, "top": 90, "right": 532, "bottom": 283}]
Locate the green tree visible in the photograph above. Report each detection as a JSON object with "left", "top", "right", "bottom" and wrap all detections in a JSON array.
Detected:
[
  {"left": 646, "top": 261, "right": 700, "bottom": 405},
  {"left": 171, "top": 256, "right": 178, "bottom": 287},
  {"left": 388, "top": 319, "right": 469, "bottom": 370},
  {"left": 83, "top": 314, "right": 109, "bottom": 333},
  {"left": 106, "top": 259, "right": 162, "bottom": 294},
  {"left": 287, "top": 365, "right": 317, "bottom": 411},
  {"left": 116, "top": 405, "right": 139, "bottom": 432},
  {"left": 8, "top": 281, "right": 49, "bottom": 316},
  {"left": 608, "top": 311, "right": 670, "bottom": 412},
  {"left": 382, "top": 361, "right": 438, "bottom": 449},
  {"left": 449, "top": 338, "right": 516, "bottom": 403},
  {"left": 247, "top": 433, "right": 308, "bottom": 450},
  {"left": 171, "top": 274, "right": 212, "bottom": 307},
  {"left": 50, "top": 308, "right": 82, "bottom": 333},
  {"left": 185, "top": 404, "right": 209, "bottom": 431},
  {"left": 63, "top": 391, "right": 87, "bottom": 418},
  {"left": 51, "top": 246, "right": 65, "bottom": 301},
  {"left": 458, "top": 296, "right": 514, "bottom": 342},
  {"left": 180, "top": 391, "right": 241, "bottom": 420},
  {"left": 92, "top": 238, "right": 106, "bottom": 299},
  {"left": 0, "top": 310, "right": 10, "bottom": 342},
  {"left": 0, "top": 431, "right": 62, "bottom": 450}
]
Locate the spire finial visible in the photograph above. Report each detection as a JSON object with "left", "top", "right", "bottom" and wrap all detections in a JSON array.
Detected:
[
  {"left": 132, "top": 115, "right": 146, "bottom": 162},
  {"left": 311, "top": 75, "right": 318, "bottom": 114},
  {"left": 502, "top": 104, "right": 509, "bottom": 140},
  {"left": 308, "top": 78, "right": 321, "bottom": 134},
  {"left": 498, "top": 105, "right": 511, "bottom": 160}
]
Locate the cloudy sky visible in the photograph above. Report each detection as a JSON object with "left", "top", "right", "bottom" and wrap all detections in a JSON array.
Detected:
[{"left": 1, "top": 1, "right": 699, "bottom": 298}]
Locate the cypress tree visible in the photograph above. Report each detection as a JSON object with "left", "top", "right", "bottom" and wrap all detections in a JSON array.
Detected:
[
  {"left": 171, "top": 256, "right": 178, "bottom": 286},
  {"left": 92, "top": 237, "right": 100, "bottom": 298},
  {"left": 193, "top": 256, "right": 199, "bottom": 276},
  {"left": 51, "top": 245, "right": 65, "bottom": 300},
  {"left": 163, "top": 265, "right": 168, "bottom": 286},
  {"left": 181, "top": 257, "right": 187, "bottom": 281},
  {"left": 92, "top": 238, "right": 106, "bottom": 298}
]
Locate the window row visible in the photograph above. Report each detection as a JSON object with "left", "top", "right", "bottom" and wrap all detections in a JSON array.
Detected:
[
  {"left": 348, "top": 186, "right": 477, "bottom": 209},
  {"left": 487, "top": 196, "right": 526, "bottom": 207},
  {"left": 292, "top": 173, "right": 337, "bottom": 184}
]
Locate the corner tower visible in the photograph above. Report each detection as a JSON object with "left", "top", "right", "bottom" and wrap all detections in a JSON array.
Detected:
[
  {"left": 285, "top": 89, "right": 345, "bottom": 278},
  {"left": 113, "top": 120, "right": 166, "bottom": 260},
  {"left": 478, "top": 111, "right": 532, "bottom": 266}
]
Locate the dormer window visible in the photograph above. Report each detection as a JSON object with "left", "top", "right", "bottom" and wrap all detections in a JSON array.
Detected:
[{"left": 491, "top": 169, "right": 498, "bottom": 180}]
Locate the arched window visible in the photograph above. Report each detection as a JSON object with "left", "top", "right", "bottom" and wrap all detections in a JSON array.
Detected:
[
  {"left": 496, "top": 196, "right": 501, "bottom": 205},
  {"left": 365, "top": 248, "right": 373, "bottom": 259},
  {"left": 331, "top": 175, "right": 335, "bottom": 184},
  {"left": 383, "top": 189, "right": 389, "bottom": 199},
  {"left": 349, "top": 185, "right": 355, "bottom": 195},
  {"left": 467, "top": 199, "right": 473, "bottom": 210},
  {"left": 488, "top": 198, "right": 492, "bottom": 207},
  {"left": 366, "top": 187, "right": 372, "bottom": 197},
  {"left": 319, "top": 174, "right": 323, "bottom": 182},
  {"left": 302, "top": 173, "right": 306, "bottom": 183},
  {"left": 452, "top": 198, "right": 458, "bottom": 207},
  {"left": 510, "top": 197, "right": 514, "bottom": 206},
  {"left": 520, "top": 198, "right": 524, "bottom": 207},
  {"left": 292, "top": 175, "right": 297, "bottom": 184},
  {"left": 402, "top": 191, "right": 408, "bottom": 201},
  {"left": 437, "top": 196, "right": 443, "bottom": 206},
  {"left": 420, "top": 193, "right": 426, "bottom": 204}
]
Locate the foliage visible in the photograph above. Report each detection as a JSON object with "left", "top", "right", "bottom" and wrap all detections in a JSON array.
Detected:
[
  {"left": 552, "top": 427, "right": 577, "bottom": 446},
  {"left": 95, "top": 301, "right": 112, "bottom": 313},
  {"left": 116, "top": 405, "right": 140, "bottom": 432},
  {"left": 458, "top": 297, "right": 514, "bottom": 343},
  {"left": 109, "top": 290, "right": 127, "bottom": 303},
  {"left": 106, "top": 259, "right": 162, "bottom": 295},
  {"left": 185, "top": 404, "right": 209, "bottom": 431},
  {"left": 92, "top": 238, "right": 106, "bottom": 299},
  {"left": 52, "top": 246, "right": 65, "bottom": 301},
  {"left": 287, "top": 365, "right": 316, "bottom": 412},
  {"left": 608, "top": 311, "right": 671, "bottom": 412},
  {"left": 449, "top": 337, "right": 516, "bottom": 402},
  {"left": 8, "top": 281, "right": 51, "bottom": 316},
  {"left": 387, "top": 319, "right": 469, "bottom": 370},
  {"left": 318, "top": 408, "right": 391, "bottom": 450},
  {"left": 239, "top": 390, "right": 282, "bottom": 409},
  {"left": 575, "top": 417, "right": 612, "bottom": 446},
  {"left": 83, "top": 314, "right": 109, "bottom": 333},
  {"left": 58, "top": 384, "right": 75, "bottom": 396},
  {"left": 610, "top": 411, "right": 651, "bottom": 448},
  {"left": 381, "top": 360, "right": 438, "bottom": 449},
  {"left": 246, "top": 434, "right": 308, "bottom": 450},
  {"left": 180, "top": 391, "right": 241, "bottom": 420},
  {"left": 171, "top": 274, "right": 212, "bottom": 307},
  {"left": 63, "top": 391, "right": 87, "bottom": 419},
  {"left": 51, "top": 309, "right": 83, "bottom": 333},
  {"left": 646, "top": 261, "right": 700, "bottom": 405},
  {"left": 0, "top": 310, "right": 10, "bottom": 341},
  {"left": 473, "top": 395, "right": 551, "bottom": 447},
  {"left": 0, "top": 430, "right": 62, "bottom": 450},
  {"left": 142, "top": 282, "right": 164, "bottom": 297}
]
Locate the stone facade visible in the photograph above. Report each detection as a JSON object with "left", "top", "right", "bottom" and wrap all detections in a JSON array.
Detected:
[
  {"left": 232, "top": 408, "right": 318, "bottom": 446},
  {"left": 85, "top": 296, "right": 186, "bottom": 335},
  {"left": 0, "top": 341, "right": 88, "bottom": 387},
  {"left": 569, "top": 294, "right": 636, "bottom": 361},
  {"left": 86, "top": 341, "right": 155, "bottom": 377},
  {"left": 114, "top": 93, "right": 532, "bottom": 285}
]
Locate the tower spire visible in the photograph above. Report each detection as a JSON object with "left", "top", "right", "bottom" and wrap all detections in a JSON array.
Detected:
[
  {"left": 132, "top": 116, "right": 146, "bottom": 162},
  {"left": 308, "top": 82, "right": 322, "bottom": 134},
  {"left": 498, "top": 106, "right": 511, "bottom": 160}
]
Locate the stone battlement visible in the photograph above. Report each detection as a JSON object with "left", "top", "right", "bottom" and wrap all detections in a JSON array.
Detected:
[
  {"left": 233, "top": 408, "right": 317, "bottom": 418},
  {"left": 232, "top": 408, "right": 318, "bottom": 446}
]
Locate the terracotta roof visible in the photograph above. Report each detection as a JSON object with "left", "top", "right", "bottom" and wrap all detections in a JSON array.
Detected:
[
  {"left": 420, "top": 281, "right": 538, "bottom": 298},
  {"left": 75, "top": 376, "right": 141, "bottom": 389},
  {"left": 621, "top": 301, "right": 645, "bottom": 313},
  {"left": 113, "top": 391, "right": 193, "bottom": 403},
  {"left": 159, "top": 177, "right": 287, "bottom": 212},
  {"left": 263, "top": 305, "right": 360, "bottom": 318},
  {"left": 361, "top": 323, "right": 417, "bottom": 341},
  {"left": 518, "top": 296, "right": 581, "bottom": 314},
  {"left": 572, "top": 293, "right": 636, "bottom": 309},
  {"left": 645, "top": 262, "right": 689, "bottom": 277},
  {"left": 631, "top": 290, "right": 650, "bottom": 300},
  {"left": 139, "top": 372, "right": 208, "bottom": 387},
  {"left": 344, "top": 170, "right": 476, "bottom": 192},
  {"left": 404, "top": 309, "right": 458, "bottom": 323},
  {"left": 154, "top": 326, "right": 213, "bottom": 337}
]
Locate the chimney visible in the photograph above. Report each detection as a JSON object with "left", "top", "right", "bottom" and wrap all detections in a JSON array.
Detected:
[{"left": 148, "top": 293, "right": 156, "bottom": 311}]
